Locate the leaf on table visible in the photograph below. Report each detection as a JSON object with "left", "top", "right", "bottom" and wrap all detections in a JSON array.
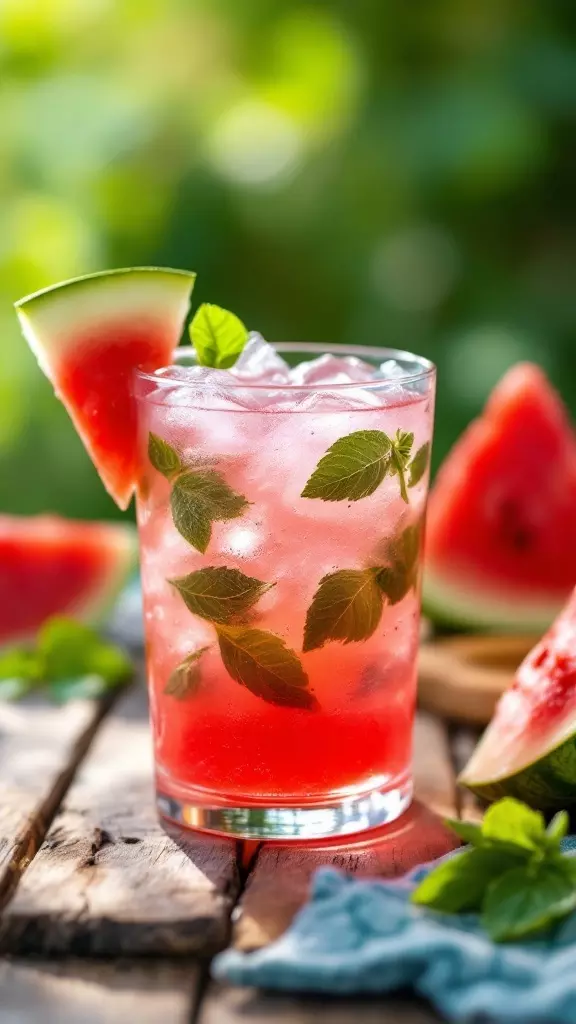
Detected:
[
  {"left": 303, "top": 568, "right": 384, "bottom": 652},
  {"left": 38, "top": 617, "right": 132, "bottom": 687},
  {"left": 217, "top": 625, "right": 318, "bottom": 710},
  {"left": 481, "top": 860, "right": 576, "bottom": 942},
  {"left": 412, "top": 846, "right": 528, "bottom": 915},
  {"left": 482, "top": 797, "right": 547, "bottom": 853},
  {"left": 169, "top": 566, "right": 273, "bottom": 624}
]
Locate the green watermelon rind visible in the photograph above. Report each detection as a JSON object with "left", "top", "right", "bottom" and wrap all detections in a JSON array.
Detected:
[
  {"left": 14, "top": 267, "right": 196, "bottom": 312},
  {"left": 423, "top": 565, "right": 564, "bottom": 634},
  {"left": 460, "top": 728, "right": 576, "bottom": 810}
]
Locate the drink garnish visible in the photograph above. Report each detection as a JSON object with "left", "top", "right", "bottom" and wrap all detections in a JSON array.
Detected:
[
  {"left": 301, "top": 429, "right": 425, "bottom": 505},
  {"left": 168, "top": 566, "right": 273, "bottom": 624},
  {"left": 411, "top": 797, "right": 576, "bottom": 942},
  {"left": 190, "top": 303, "right": 249, "bottom": 369}
]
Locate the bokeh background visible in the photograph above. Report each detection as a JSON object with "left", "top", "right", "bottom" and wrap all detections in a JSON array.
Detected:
[{"left": 1, "top": 0, "right": 575, "bottom": 520}]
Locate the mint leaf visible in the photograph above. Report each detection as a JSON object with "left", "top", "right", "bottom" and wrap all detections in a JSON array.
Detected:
[
  {"left": 444, "top": 818, "right": 484, "bottom": 846},
  {"left": 547, "top": 810, "right": 570, "bottom": 844},
  {"left": 301, "top": 430, "right": 393, "bottom": 502},
  {"left": 482, "top": 798, "right": 547, "bottom": 853},
  {"left": 38, "top": 617, "right": 132, "bottom": 687},
  {"left": 164, "top": 647, "right": 210, "bottom": 699},
  {"left": 408, "top": 442, "right": 430, "bottom": 488},
  {"left": 482, "top": 860, "right": 576, "bottom": 942},
  {"left": 169, "top": 566, "right": 273, "bottom": 624},
  {"left": 0, "top": 646, "right": 42, "bottom": 684},
  {"left": 373, "top": 521, "right": 422, "bottom": 605},
  {"left": 388, "top": 429, "right": 414, "bottom": 504},
  {"left": 412, "top": 846, "right": 526, "bottom": 914},
  {"left": 190, "top": 303, "right": 248, "bottom": 369},
  {"left": 303, "top": 569, "right": 383, "bottom": 653},
  {"left": 170, "top": 469, "right": 249, "bottom": 553},
  {"left": 148, "top": 433, "right": 184, "bottom": 480},
  {"left": 217, "top": 626, "right": 318, "bottom": 710}
]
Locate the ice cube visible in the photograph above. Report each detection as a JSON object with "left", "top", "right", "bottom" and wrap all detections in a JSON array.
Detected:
[
  {"left": 378, "top": 359, "right": 408, "bottom": 379},
  {"left": 231, "top": 332, "right": 291, "bottom": 383},
  {"left": 290, "top": 388, "right": 381, "bottom": 413},
  {"left": 289, "top": 354, "right": 375, "bottom": 386}
]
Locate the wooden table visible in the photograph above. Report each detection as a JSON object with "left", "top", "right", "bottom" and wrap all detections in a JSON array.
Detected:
[{"left": 0, "top": 681, "right": 481, "bottom": 1022}]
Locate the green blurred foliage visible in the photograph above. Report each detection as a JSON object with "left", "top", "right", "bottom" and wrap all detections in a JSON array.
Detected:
[{"left": 1, "top": 0, "right": 575, "bottom": 520}]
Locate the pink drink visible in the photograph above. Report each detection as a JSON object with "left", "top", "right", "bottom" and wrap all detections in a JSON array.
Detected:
[{"left": 135, "top": 343, "right": 435, "bottom": 839}]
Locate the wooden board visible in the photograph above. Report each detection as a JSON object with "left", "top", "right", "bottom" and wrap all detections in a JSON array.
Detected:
[
  {"left": 233, "top": 712, "right": 459, "bottom": 951},
  {"left": 0, "top": 697, "right": 105, "bottom": 911},
  {"left": 0, "top": 960, "right": 197, "bottom": 1024},
  {"left": 0, "top": 686, "right": 240, "bottom": 957},
  {"left": 201, "top": 983, "right": 441, "bottom": 1023}
]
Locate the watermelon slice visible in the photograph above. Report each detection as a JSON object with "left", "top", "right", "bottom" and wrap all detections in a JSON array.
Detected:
[
  {"left": 424, "top": 363, "right": 576, "bottom": 632},
  {"left": 16, "top": 267, "right": 195, "bottom": 509},
  {"left": 460, "top": 587, "right": 576, "bottom": 809},
  {"left": 0, "top": 514, "right": 137, "bottom": 644}
]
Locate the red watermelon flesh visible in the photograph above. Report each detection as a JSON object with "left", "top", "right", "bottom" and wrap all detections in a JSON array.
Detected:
[
  {"left": 460, "top": 585, "right": 576, "bottom": 808},
  {"left": 424, "top": 363, "right": 576, "bottom": 632},
  {"left": 16, "top": 268, "right": 195, "bottom": 509},
  {"left": 0, "top": 514, "right": 137, "bottom": 644}
]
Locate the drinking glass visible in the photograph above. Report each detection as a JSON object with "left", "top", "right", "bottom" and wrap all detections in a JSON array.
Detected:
[{"left": 134, "top": 343, "right": 435, "bottom": 840}]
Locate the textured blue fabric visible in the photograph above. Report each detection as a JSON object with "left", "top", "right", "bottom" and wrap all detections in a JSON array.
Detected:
[{"left": 213, "top": 836, "right": 576, "bottom": 1023}]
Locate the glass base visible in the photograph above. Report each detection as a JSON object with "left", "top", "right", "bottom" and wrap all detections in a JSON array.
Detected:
[{"left": 156, "top": 776, "right": 412, "bottom": 841}]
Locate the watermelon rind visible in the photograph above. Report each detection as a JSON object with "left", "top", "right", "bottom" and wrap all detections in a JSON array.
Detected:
[
  {"left": 423, "top": 567, "right": 564, "bottom": 635},
  {"left": 15, "top": 266, "right": 195, "bottom": 373},
  {"left": 16, "top": 267, "right": 195, "bottom": 509},
  {"left": 459, "top": 724, "right": 576, "bottom": 811}
]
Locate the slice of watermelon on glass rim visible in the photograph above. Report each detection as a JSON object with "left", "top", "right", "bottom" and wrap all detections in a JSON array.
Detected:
[{"left": 15, "top": 267, "right": 195, "bottom": 510}]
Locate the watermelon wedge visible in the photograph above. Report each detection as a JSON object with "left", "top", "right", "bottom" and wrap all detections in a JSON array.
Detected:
[
  {"left": 424, "top": 363, "right": 576, "bottom": 632},
  {"left": 460, "top": 587, "right": 576, "bottom": 809},
  {"left": 0, "top": 514, "right": 137, "bottom": 644},
  {"left": 16, "top": 267, "right": 195, "bottom": 509}
]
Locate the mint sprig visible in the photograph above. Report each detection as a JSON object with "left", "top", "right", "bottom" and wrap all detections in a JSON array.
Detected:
[
  {"left": 0, "top": 617, "right": 132, "bottom": 703},
  {"left": 190, "top": 303, "right": 249, "bottom": 369},
  {"left": 301, "top": 429, "right": 418, "bottom": 505},
  {"left": 412, "top": 797, "right": 576, "bottom": 942}
]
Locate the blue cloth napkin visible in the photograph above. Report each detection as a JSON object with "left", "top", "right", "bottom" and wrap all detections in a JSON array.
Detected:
[{"left": 213, "top": 836, "right": 576, "bottom": 1023}]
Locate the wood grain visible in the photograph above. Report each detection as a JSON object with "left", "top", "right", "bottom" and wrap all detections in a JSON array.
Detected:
[
  {"left": 233, "top": 712, "right": 459, "bottom": 950},
  {"left": 0, "top": 687, "right": 240, "bottom": 957},
  {"left": 0, "top": 697, "right": 106, "bottom": 910},
  {"left": 200, "top": 983, "right": 441, "bottom": 1023},
  {"left": 0, "top": 959, "right": 197, "bottom": 1024}
]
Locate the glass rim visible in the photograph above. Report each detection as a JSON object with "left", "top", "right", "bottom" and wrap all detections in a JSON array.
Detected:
[{"left": 135, "top": 342, "right": 436, "bottom": 392}]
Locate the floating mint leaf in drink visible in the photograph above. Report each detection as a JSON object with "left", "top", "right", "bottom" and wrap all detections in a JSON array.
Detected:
[
  {"left": 190, "top": 303, "right": 249, "bottom": 369},
  {"left": 169, "top": 566, "right": 273, "bottom": 624},
  {"left": 408, "top": 442, "right": 430, "bottom": 489},
  {"left": 164, "top": 647, "right": 210, "bottom": 699},
  {"left": 170, "top": 468, "right": 249, "bottom": 553},
  {"left": 373, "top": 521, "right": 422, "bottom": 605},
  {"left": 303, "top": 569, "right": 384, "bottom": 652},
  {"left": 216, "top": 625, "right": 318, "bottom": 710},
  {"left": 301, "top": 430, "right": 393, "bottom": 501},
  {"left": 388, "top": 429, "right": 414, "bottom": 503},
  {"left": 148, "top": 433, "right": 184, "bottom": 480}
]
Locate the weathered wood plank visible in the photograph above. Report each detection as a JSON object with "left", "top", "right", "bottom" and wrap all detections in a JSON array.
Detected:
[
  {"left": 0, "top": 959, "right": 197, "bottom": 1024},
  {"left": 0, "top": 697, "right": 107, "bottom": 911},
  {"left": 200, "top": 983, "right": 441, "bottom": 1023},
  {"left": 233, "top": 712, "right": 459, "bottom": 951},
  {"left": 0, "top": 686, "right": 240, "bottom": 957}
]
